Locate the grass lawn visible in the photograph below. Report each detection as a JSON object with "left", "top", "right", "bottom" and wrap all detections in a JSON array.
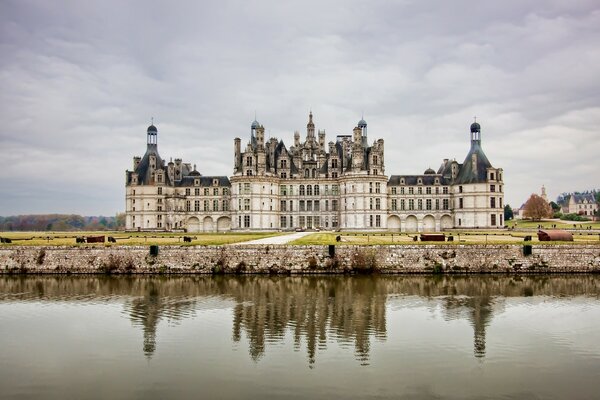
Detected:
[
  {"left": 507, "top": 219, "right": 600, "bottom": 229},
  {"left": 290, "top": 231, "right": 600, "bottom": 246},
  {"left": 0, "top": 231, "right": 287, "bottom": 246}
]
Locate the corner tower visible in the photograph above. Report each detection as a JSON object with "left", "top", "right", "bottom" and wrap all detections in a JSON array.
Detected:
[{"left": 452, "top": 119, "right": 504, "bottom": 228}]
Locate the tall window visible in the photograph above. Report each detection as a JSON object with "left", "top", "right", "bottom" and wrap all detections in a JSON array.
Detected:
[
  {"left": 307, "top": 185, "right": 312, "bottom": 196},
  {"left": 375, "top": 198, "right": 381, "bottom": 210},
  {"left": 280, "top": 216, "right": 287, "bottom": 228},
  {"left": 186, "top": 200, "right": 191, "bottom": 212},
  {"left": 194, "top": 200, "right": 200, "bottom": 212},
  {"left": 299, "top": 185, "right": 305, "bottom": 196},
  {"left": 280, "top": 200, "right": 287, "bottom": 212},
  {"left": 443, "top": 199, "right": 449, "bottom": 210},
  {"left": 158, "top": 187, "right": 162, "bottom": 195},
  {"left": 244, "top": 199, "right": 250, "bottom": 211},
  {"left": 491, "top": 214, "right": 497, "bottom": 226},
  {"left": 409, "top": 199, "right": 414, "bottom": 210},
  {"left": 392, "top": 187, "right": 397, "bottom": 195},
  {"left": 314, "top": 185, "right": 320, "bottom": 195},
  {"left": 418, "top": 199, "right": 423, "bottom": 210},
  {"left": 401, "top": 199, "right": 406, "bottom": 210},
  {"left": 426, "top": 187, "right": 431, "bottom": 195},
  {"left": 246, "top": 157, "right": 252, "bottom": 166},
  {"left": 244, "top": 215, "right": 250, "bottom": 228},
  {"left": 222, "top": 200, "right": 229, "bottom": 211},
  {"left": 426, "top": 199, "right": 432, "bottom": 210},
  {"left": 376, "top": 182, "right": 381, "bottom": 193},
  {"left": 204, "top": 200, "right": 209, "bottom": 211},
  {"left": 391, "top": 199, "right": 397, "bottom": 211},
  {"left": 376, "top": 215, "right": 381, "bottom": 227},
  {"left": 195, "top": 188, "right": 200, "bottom": 196},
  {"left": 491, "top": 197, "right": 496, "bottom": 208},
  {"left": 213, "top": 200, "right": 218, "bottom": 211}
]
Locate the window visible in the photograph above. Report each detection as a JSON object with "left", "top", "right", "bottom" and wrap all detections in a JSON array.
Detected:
[
  {"left": 194, "top": 200, "right": 200, "bottom": 212},
  {"left": 409, "top": 199, "right": 414, "bottom": 210},
  {"left": 459, "top": 186, "right": 463, "bottom": 193},
  {"left": 244, "top": 199, "right": 250, "bottom": 211},
  {"left": 426, "top": 187, "right": 431, "bottom": 195},
  {"left": 490, "top": 184, "right": 496, "bottom": 192},
  {"left": 204, "top": 188, "right": 209, "bottom": 196},
  {"left": 307, "top": 201, "right": 312, "bottom": 211},
  {"left": 244, "top": 183, "right": 251, "bottom": 194},
  {"left": 186, "top": 188, "right": 191, "bottom": 196},
  {"left": 490, "top": 172, "right": 495, "bottom": 180},
  {"left": 244, "top": 215, "right": 250, "bottom": 228},
  {"left": 157, "top": 205, "right": 162, "bottom": 211},
  {"left": 491, "top": 214, "right": 497, "bottom": 226},
  {"left": 401, "top": 187, "right": 405, "bottom": 195},
  {"left": 195, "top": 188, "right": 200, "bottom": 196},
  {"left": 300, "top": 201, "right": 305, "bottom": 211},
  {"left": 307, "top": 185, "right": 312, "bottom": 196},
  {"left": 314, "top": 185, "right": 320, "bottom": 195},
  {"left": 299, "top": 216, "right": 306, "bottom": 227},
  {"left": 391, "top": 199, "right": 397, "bottom": 211},
  {"left": 443, "top": 187, "right": 449, "bottom": 195},
  {"left": 376, "top": 182, "right": 381, "bottom": 193},
  {"left": 204, "top": 200, "right": 209, "bottom": 211},
  {"left": 299, "top": 185, "right": 305, "bottom": 196},
  {"left": 373, "top": 155, "right": 378, "bottom": 164},
  {"left": 213, "top": 200, "right": 218, "bottom": 211},
  {"left": 214, "top": 188, "right": 219, "bottom": 196},
  {"left": 246, "top": 157, "right": 253, "bottom": 166},
  {"left": 280, "top": 216, "right": 287, "bottom": 228},
  {"left": 373, "top": 169, "right": 378, "bottom": 175},
  {"left": 332, "top": 200, "right": 339, "bottom": 211},
  {"left": 314, "top": 200, "right": 320, "bottom": 211},
  {"left": 491, "top": 197, "right": 496, "bottom": 208},
  {"left": 401, "top": 199, "right": 406, "bottom": 210},
  {"left": 281, "top": 159, "right": 287, "bottom": 169},
  {"left": 280, "top": 200, "right": 287, "bottom": 212},
  {"left": 222, "top": 200, "right": 228, "bottom": 211},
  {"left": 418, "top": 187, "right": 422, "bottom": 195},
  {"left": 332, "top": 185, "right": 339, "bottom": 195},
  {"left": 459, "top": 198, "right": 463, "bottom": 208},
  {"left": 376, "top": 198, "right": 381, "bottom": 210},
  {"left": 369, "top": 182, "right": 373, "bottom": 193},
  {"left": 443, "top": 199, "right": 449, "bottom": 210},
  {"left": 435, "top": 187, "right": 439, "bottom": 195},
  {"left": 426, "top": 199, "right": 432, "bottom": 210},
  {"left": 331, "top": 159, "right": 338, "bottom": 168},
  {"left": 409, "top": 187, "right": 414, "bottom": 195},
  {"left": 281, "top": 172, "right": 287, "bottom": 178},
  {"left": 376, "top": 215, "right": 381, "bottom": 227},
  {"left": 158, "top": 187, "right": 162, "bottom": 195},
  {"left": 186, "top": 201, "right": 191, "bottom": 212},
  {"left": 369, "top": 215, "right": 373, "bottom": 227},
  {"left": 325, "top": 200, "right": 329, "bottom": 211},
  {"left": 305, "top": 169, "right": 309, "bottom": 178},
  {"left": 435, "top": 199, "right": 440, "bottom": 210},
  {"left": 418, "top": 199, "right": 423, "bottom": 210},
  {"left": 289, "top": 201, "right": 293, "bottom": 211},
  {"left": 500, "top": 198, "right": 503, "bottom": 208},
  {"left": 246, "top": 170, "right": 252, "bottom": 176},
  {"left": 280, "top": 185, "right": 287, "bottom": 196},
  {"left": 392, "top": 187, "right": 397, "bottom": 195}
]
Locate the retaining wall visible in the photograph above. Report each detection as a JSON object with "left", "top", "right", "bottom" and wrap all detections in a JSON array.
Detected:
[{"left": 1, "top": 244, "right": 600, "bottom": 274}]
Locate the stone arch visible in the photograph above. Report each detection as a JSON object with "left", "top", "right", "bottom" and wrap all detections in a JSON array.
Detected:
[
  {"left": 217, "top": 216, "right": 231, "bottom": 232},
  {"left": 423, "top": 215, "right": 436, "bottom": 232},
  {"left": 440, "top": 214, "right": 453, "bottom": 230},
  {"left": 203, "top": 216, "right": 214, "bottom": 232},
  {"left": 405, "top": 215, "right": 418, "bottom": 232},
  {"left": 387, "top": 215, "right": 401, "bottom": 231},
  {"left": 187, "top": 217, "right": 200, "bottom": 233}
]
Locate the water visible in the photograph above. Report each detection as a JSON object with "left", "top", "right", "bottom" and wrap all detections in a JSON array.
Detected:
[{"left": 1, "top": 275, "right": 599, "bottom": 399}]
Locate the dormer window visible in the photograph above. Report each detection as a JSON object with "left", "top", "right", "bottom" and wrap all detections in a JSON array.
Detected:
[
  {"left": 417, "top": 178, "right": 423, "bottom": 185},
  {"left": 400, "top": 178, "right": 405, "bottom": 185},
  {"left": 194, "top": 179, "right": 200, "bottom": 186},
  {"left": 435, "top": 178, "right": 439, "bottom": 185},
  {"left": 213, "top": 179, "right": 219, "bottom": 186}
]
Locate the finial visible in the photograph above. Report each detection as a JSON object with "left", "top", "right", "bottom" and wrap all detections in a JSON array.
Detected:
[
  {"left": 151, "top": 117, "right": 154, "bottom": 125},
  {"left": 193, "top": 164, "right": 196, "bottom": 171},
  {"left": 473, "top": 116, "right": 477, "bottom": 123}
]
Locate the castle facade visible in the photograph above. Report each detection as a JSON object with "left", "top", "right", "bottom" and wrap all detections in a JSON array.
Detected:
[{"left": 125, "top": 113, "right": 504, "bottom": 232}]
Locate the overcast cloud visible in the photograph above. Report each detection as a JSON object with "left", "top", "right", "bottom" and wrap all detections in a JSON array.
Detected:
[{"left": 1, "top": 0, "right": 599, "bottom": 216}]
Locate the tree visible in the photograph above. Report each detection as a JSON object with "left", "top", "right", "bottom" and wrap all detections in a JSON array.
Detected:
[
  {"left": 523, "top": 194, "right": 553, "bottom": 221},
  {"left": 549, "top": 201, "right": 561, "bottom": 212},
  {"left": 504, "top": 204, "right": 514, "bottom": 221}
]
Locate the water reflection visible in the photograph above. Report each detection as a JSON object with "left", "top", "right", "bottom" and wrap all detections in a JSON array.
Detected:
[{"left": 1, "top": 275, "right": 599, "bottom": 364}]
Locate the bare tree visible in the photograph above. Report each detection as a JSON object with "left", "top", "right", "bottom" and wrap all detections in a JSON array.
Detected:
[{"left": 523, "top": 194, "right": 553, "bottom": 221}]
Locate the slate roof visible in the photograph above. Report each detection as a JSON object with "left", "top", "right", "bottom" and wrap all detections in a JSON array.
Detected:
[
  {"left": 388, "top": 174, "right": 450, "bottom": 186},
  {"left": 454, "top": 143, "right": 492, "bottom": 184}
]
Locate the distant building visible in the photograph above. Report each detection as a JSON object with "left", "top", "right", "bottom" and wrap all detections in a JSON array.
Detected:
[
  {"left": 562, "top": 193, "right": 598, "bottom": 217},
  {"left": 125, "top": 114, "right": 504, "bottom": 232}
]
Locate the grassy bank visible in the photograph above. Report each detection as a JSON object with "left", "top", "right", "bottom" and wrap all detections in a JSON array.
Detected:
[{"left": 0, "top": 231, "right": 287, "bottom": 246}]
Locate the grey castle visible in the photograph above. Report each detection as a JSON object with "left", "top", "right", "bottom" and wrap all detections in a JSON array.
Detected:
[{"left": 126, "top": 113, "right": 504, "bottom": 232}]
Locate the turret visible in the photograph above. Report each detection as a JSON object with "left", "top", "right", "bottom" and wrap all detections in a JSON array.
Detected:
[
  {"left": 307, "top": 111, "right": 315, "bottom": 138},
  {"left": 147, "top": 124, "right": 158, "bottom": 150},
  {"left": 470, "top": 119, "right": 481, "bottom": 146},
  {"left": 234, "top": 137, "right": 241, "bottom": 172},
  {"left": 353, "top": 126, "right": 362, "bottom": 144},
  {"left": 318, "top": 130, "right": 326, "bottom": 149}
]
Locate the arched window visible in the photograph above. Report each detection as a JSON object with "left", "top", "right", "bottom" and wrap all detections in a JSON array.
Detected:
[
  {"left": 307, "top": 185, "right": 312, "bottom": 196},
  {"left": 314, "top": 185, "right": 320, "bottom": 195},
  {"left": 299, "top": 185, "right": 305, "bottom": 196}
]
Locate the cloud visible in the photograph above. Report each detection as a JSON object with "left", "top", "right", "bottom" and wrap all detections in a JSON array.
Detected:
[{"left": 0, "top": 0, "right": 599, "bottom": 215}]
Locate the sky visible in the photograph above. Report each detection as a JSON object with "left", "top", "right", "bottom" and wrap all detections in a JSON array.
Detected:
[{"left": 1, "top": 0, "right": 599, "bottom": 216}]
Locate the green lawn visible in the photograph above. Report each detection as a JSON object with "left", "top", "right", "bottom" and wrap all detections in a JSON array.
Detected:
[
  {"left": 506, "top": 219, "right": 600, "bottom": 229},
  {"left": 0, "top": 231, "right": 287, "bottom": 246},
  {"left": 290, "top": 231, "right": 600, "bottom": 246}
]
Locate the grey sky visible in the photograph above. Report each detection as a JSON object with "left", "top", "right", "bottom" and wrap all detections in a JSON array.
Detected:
[{"left": 1, "top": 0, "right": 598, "bottom": 216}]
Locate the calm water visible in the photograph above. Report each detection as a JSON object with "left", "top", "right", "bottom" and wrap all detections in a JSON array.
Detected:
[{"left": 1, "top": 275, "right": 599, "bottom": 400}]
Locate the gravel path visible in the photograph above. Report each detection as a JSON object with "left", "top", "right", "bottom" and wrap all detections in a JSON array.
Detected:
[{"left": 232, "top": 231, "right": 314, "bottom": 245}]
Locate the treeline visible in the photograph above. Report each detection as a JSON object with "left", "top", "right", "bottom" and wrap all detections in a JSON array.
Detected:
[{"left": 0, "top": 214, "right": 126, "bottom": 231}]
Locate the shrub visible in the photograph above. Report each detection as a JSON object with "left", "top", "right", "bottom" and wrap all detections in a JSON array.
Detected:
[{"left": 351, "top": 249, "right": 379, "bottom": 274}]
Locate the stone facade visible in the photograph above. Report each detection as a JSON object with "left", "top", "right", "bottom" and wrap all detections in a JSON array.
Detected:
[
  {"left": 125, "top": 114, "right": 504, "bottom": 232},
  {"left": 2, "top": 245, "right": 599, "bottom": 274}
]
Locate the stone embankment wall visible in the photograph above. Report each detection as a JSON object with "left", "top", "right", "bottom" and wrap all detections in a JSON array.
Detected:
[{"left": 1, "top": 245, "right": 599, "bottom": 274}]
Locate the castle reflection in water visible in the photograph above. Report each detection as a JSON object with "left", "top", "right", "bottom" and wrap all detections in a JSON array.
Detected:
[{"left": 2, "top": 275, "right": 598, "bottom": 363}]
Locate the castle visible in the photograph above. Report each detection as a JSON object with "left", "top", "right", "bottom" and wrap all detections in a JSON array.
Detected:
[{"left": 125, "top": 113, "right": 504, "bottom": 232}]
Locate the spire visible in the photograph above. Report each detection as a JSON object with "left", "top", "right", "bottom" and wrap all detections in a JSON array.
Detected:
[
  {"left": 470, "top": 117, "right": 481, "bottom": 146},
  {"left": 307, "top": 110, "right": 315, "bottom": 137}
]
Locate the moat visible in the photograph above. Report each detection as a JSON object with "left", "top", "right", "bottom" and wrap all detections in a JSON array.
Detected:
[{"left": 1, "top": 275, "right": 599, "bottom": 399}]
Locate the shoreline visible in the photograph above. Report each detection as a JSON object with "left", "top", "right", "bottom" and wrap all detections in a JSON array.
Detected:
[{"left": 2, "top": 244, "right": 599, "bottom": 275}]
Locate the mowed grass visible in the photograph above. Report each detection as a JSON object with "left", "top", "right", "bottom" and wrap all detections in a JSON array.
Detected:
[
  {"left": 0, "top": 231, "right": 287, "bottom": 246},
  {"left": 290, "top": 231, "right": 600, "bottom": 245},
  {"left": 507, "top": 219, "right": 600, "bottom": 229}
]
